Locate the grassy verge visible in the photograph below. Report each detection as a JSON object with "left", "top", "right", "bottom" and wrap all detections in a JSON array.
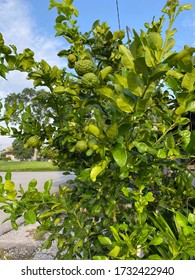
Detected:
[{"left": 0, "top": 161, "right": 60, "bottom": 172}]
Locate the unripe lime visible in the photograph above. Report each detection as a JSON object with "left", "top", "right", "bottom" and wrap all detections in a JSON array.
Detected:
[
  {"left": 68, "top": 54, "right": 77, "bottom": 63},
  {"left": 68, "top": 62, "right": 75, "bottom": 69},
  {"left": 88, "top": 139, "right": 99, "bottom": 150},
  {"left": 26, "top": 135, "right": 39, "bottom": 147},
  {"left": 75, "top": 140, "right": 88, "bottom": 152},
  {"left": 74, "top": 60, "right": 95, "bottom": 76},
  {"left": 81, "top": 72, "right": 99, "bottom": 89}
]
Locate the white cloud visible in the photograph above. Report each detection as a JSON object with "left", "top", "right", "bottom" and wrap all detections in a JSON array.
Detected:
[{"left": 0, "top": 0, "right": 66, "bottom": 98}]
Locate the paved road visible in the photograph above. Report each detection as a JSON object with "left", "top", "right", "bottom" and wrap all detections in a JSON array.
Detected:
[{"left": 0, "top": 171, "right": 75, "bottom": 236}]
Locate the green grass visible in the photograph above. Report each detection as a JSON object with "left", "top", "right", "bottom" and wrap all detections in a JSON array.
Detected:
[{"left": 0, "top": 161, "right": 60, "bottom": 171}]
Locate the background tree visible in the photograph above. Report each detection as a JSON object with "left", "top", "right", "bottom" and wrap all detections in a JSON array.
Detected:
[
  {"left": 4, "top": 88, "right": 50, "bottom": 124},
  {"left": 11, "top": 138, "right": 34, "bottom": 160}
]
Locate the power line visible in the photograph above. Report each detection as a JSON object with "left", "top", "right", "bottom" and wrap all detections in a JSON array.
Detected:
[{"left": 116, "top": 0, "right": 121, "bottom": 30}]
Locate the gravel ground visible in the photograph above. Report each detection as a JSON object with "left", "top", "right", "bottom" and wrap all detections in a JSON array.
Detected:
[{"left": 0, "top": 222, "right": 57, "bottom": 260}]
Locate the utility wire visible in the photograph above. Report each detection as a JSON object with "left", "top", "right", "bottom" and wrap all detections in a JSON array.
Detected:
[{"left": 116, "top": 0, "right": 121, "bottom": 30}]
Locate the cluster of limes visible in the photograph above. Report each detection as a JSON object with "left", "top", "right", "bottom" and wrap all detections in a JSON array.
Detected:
[
  {"left": 67, "top": 54, "right": 98, "bottom": 89},
  {"left": 75, "top": 138, "right": 99, "bottom": 153}
]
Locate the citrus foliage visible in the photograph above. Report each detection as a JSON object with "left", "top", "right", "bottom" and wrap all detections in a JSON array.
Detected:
[{"left": 1, "top": 0, "right": 195, "bottom": 259}]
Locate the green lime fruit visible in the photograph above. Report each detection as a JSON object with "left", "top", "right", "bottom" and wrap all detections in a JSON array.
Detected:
[
  {"left": 88, "top": 139, "right": 99, "bottom": 150},
  {"left": 68, "top": 54, "right": 77, "bottom": 63},
  {"left": 26, "top": 135, "right": 39, "bottom": 147},
  {"left": 81, "top": 73, "right": 99, "bottom": 89},
  {"left": 75, "top": 140, "right": 88, "bottom": 152},
  {"left": 74, "top": 60, "right": 95, "bottom": 76},
  {"left": 68, "top": 62, "right": 75, "bottom": 69}
]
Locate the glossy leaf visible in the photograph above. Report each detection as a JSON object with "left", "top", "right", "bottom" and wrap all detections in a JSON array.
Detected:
[
  {"left": 148, "top": 32, "right": 163, "bottom": 50},
  {"left": 149, "top": 237, "right": 163, "bottom": 246},
  {"left": 24, "top": 209, "right": 37, "bottom": 224},
  {"left": 97, "top": 87, "right": 116, "bottom": 101},
  {"left": 116, "top": 94, "right": 135, "bottom": 113},
  {"left": 4, "top": 180, "right": 15, "bottom": 191},
  {"left": 175, "top": 212, "right": 188, "bottom": 228},
  {"left": 100, "top": 66, "right": 112, "bottom": 80},
  {"left": 133, "top": 141, "right": 148, "bottom": 153},
  {"left": 185, "top": 101, "right": 195, "bottom": 113},
  {"left": 188, "top": 213, "right": 195, "bottom": 226},
  {"left": 145, "top": 47, "right": 156, "bottom": 67},
  {"left": 112, "top": 144, "right": 127, "bottom": 167},
  {"left": 127, "top": 72, "right": 145, "bottom": 96},
  {"left": 108, "top": 246, "right": 121, "bottom": 257},
  {"left": 119, "top": 45, "right": 135, "bottom": 70},
  {"left": 98, "top": 235, "right": 112, "bottom": 245},
  {"left": 181, "top": 69, "right": 195, "bottom": 92},
  {"left": 186, "top": 130, "right": 195, "bottom": 154},
  {"left": 106, "top": 123, "right": 118, "bottom": 138},
  {"left": 90, "top": 159, "right": 109, "bottom": 182}
]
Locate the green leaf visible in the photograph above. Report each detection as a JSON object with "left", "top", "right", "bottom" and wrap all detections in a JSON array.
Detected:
[
  {"left": 98, "top": 235, "right": 112, "bottom": 245},
  {"left": 175, "top": 212, "right": 188, "bottom": 228},
  {"left": 112, "top": 144, "right": 127, "bottom": 167},
  {"left": 73, "top": 239, "right": 83, "bottom": 252},
  {"left": 127, "top": 72, "right": 144, "bottom": 96},
  {"left": 93, "top": 256, "right": 109, "bottom": 260},
  {"left": 108, "top": 246, "right": 121, "bottom": 257},
  {"left": 149, "top": 237, "right": 163, "bottom": 246},
  {"left": 133, "top": 141, "right": 148, "bottom": 153},
  {"left": 28, "top": 179, "right": 37, "bottom": 191},
  {"left": 186, "top": 130, "right": 195, "bottom": 154},
  {"left": 106, "top": 123, "right": 118, "bottom": 138},
  {"left": 44, "top": 179, "right": 53, "bottom": 193},
  {"left": 145, "top": 47, "right": 156, "bottom": 67},
  {"left": 148, "top": 32, "right": 163, "bottom": 50},
  {"left": 100, "top": 66, "right": 112, "bottom": 80},
  {"left": 5, "top": 171, "right": 12, "bottom": 180},
  {"left": 188, "top": 213, "right": 195, "bottom": 225},
  {"left": 53, "top": 86, "right": 66, "bottom": 94},
  {"left": 166, "top": 134, "right": 175, "bottom": 149},
  {"left": 185, "top": 101, "right": 195, "bottom": 113},
  {"left": 145, "top": 192, "right": 155, "bottom": 202},
  {"left": 179, "top": 130, "right": 191, "bottom": 149},
  {"left": 121, "top": 187, "right": 131, "bottom": 197},
  {"left": 110, "top": 226, "right": 122, "bottom": 243},
  {"left": 179, "top": 4, "right": 193, "bottom": 11},
  {"left": 164, "top": 38, "right": 175, "bottom": 53},
  {"left": 175, "top": 117, "right": 190, "bottom": 125},
  {"left": 119, "top": 45, "right": 135, "bottom": 70},
  {"left": 7, "top": 190, "right": 17, "bottom": 200},
  {"left": 183, "top": 226, "right": 194, "bottom": 236},
  {"left": 116, "top": 94, "right": 135, "bottom": 113},
  {"left": 114, "top": 74, "right": 128, "bottom": 88},
  {"left": 166, "top": 69, "right": 183, "bottom": 80},
  {"left": 181, "top": 69, "right": 195, "bottom": 92},
  {"left": 157, "top": 149, "right": 167, "bottom": 159},
  {"left": 24, "top": 209, "right": 37, "bottom": 224},
  {"left": 40, "top": 59, "right": 51, "bottom": 72},
  {"left": 4, "top": 180, "right": 15, "bottom": 191},
  {"left": 136, "top": 98, "right": 153, "bottom": 112},
  {"left": 97, "top": 87, "right": 116, "bottom": 101},
  {"left": 90, "top": 158, "right": 109, "bottom": 182}
]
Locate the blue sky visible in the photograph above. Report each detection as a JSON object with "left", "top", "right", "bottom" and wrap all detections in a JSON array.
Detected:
[{"left": 0, "top": 0, "right": 195, "bottom": 148}]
